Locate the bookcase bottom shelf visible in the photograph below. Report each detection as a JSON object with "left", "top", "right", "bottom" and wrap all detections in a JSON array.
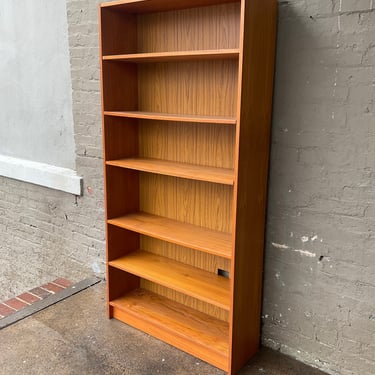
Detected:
[{"left": 110, "top": 288, "right": 229, "bottom": 371}]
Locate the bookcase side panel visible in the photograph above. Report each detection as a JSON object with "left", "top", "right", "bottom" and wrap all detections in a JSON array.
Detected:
[
  {"left": 107, "top": 266, "right": 140, "bottom": 317},
  {"left": 104, "top": 116, "right": 138, "bottom": 161},
  {"left": 105, "top": 166, "right": 140, "bottom": 219},
  {"left": 102, "top": 62, "right": 138, "bottom": 111},
  {"left": 230, "top": 0, "right": 278, "bottom": 373},
  {"left": 100, "top": 8, "right": 137, "bottom": 55}
]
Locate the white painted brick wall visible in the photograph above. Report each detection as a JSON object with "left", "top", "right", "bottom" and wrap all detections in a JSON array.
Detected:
[{"left": 0, "top": 0, "right": 107, "bottom": 301}]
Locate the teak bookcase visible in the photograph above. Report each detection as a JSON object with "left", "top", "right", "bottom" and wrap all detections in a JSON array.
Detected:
[{"left": 99, "top": 0, "right": 277, "bottom": 373}]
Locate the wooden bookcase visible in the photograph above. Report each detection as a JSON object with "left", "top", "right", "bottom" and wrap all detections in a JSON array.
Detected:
[{"left": 99, "top": 0, "right": 277, "bottom": 373}]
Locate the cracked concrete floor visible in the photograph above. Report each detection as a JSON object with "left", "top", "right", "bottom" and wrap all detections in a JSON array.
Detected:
[{"left": 0, "top": 281, "right": 328, "bottom": 375}]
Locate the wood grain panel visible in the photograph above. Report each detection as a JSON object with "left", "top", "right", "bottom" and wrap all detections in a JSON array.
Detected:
[
  {"left": 107, "top": 225, "right": 140, "bottom": 262},
  {"left": 102, "top": 61, "right": 138, "bottom": 111},
  {"left": 138, "top": 60, "right": 238, "bottom": 116},
  {"left": 229, "top": 0, "right": 278, "bottom": 373},
  {"left": 103, "top": 49, "right": 240, "bottom": 62},
  {"left": 139, "top": 121, "right": 235, "bottom": 168},
  {"left": 110, "top": 288, "right": 229, "bottom": 371},
  {"left": 103, "top": 116, "right": 138, "bottom": 161},
  {"left": 104, "top": 111, "right": 236, "bottom": 124},
  {"left": 137, "top": 3, "right": 240, "bottom": 52},
  {"left": 100, "top": 7, "right": 137, "bottom": 55},
  {"left": 140, "top": 237, "right": 231, "bottom": 274},
  {"left": 102, "top": 0, "right": 238, "bottom": 14},
  {"left": 107, "top": 266, "right": 139, "bottom": 318},
  {"left": 140, "top": 174, "right": 233, "bottom": 232},
  {"left": 140, "top": 236, "right": 231, "bottom": 321},
  {"left": 106, "top": 158, "right": 234, "bottom": 185},
  {"left": 105, "top": 166, "right": 139, "bottom": 219},
  {"left": 141, "top": 280, "right": 229, "bottom": 322},
  {"left": 108, "top": 212, "right": 232, "bottom": 258},
  {"left": 109, "top": 251, "right": 230, "bottom": 309}
]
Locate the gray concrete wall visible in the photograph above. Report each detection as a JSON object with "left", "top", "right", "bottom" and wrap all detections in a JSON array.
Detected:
[
  {"left": 0, "top": 0, "right": 374, "bottom": 374},
  {"left": 263, "top": 1, "right": 375, "bottom": 374},
  {"left": 0, "top": 1, "right": 76, "bottom": 169}
]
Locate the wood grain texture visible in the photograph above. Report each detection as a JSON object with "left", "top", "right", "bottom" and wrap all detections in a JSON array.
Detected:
[
  {"left": 107, "top": 266, "right": 140, "bottom": 318},
  {"left": 106, "top": 157, "right": 234, "bottom": 185},
  {"left": 140, "top": 174, "right": 233, "bottom": 232},
  {"left": 102, "top": 62, "right": 138, "bottom": 111},
  {"left": 101, "top": 0, "right": 237, "bottom": 14},
  {"left": 110, "top": 288, "right": 229, "bottom": 371},
  {"left": 229, "top": 0, "right": 277, "bottom": 373},
  {"left": 108, "top": 212, "right": 232, "bottom": 258},
  {"left": 103, "top": 49, "right": 240, "bottom": 62},
  {"left": 140, "top": 237, "right": 231, "bottom": 274},
  {"left": 137, "top": 3, "right": 240, "bottom": 52},
  {"left": 138, "top": 60, "right": 238, "bottom": 116},
  {"left": 139, "top": 237, "right": 230, "bottom": 321},
  {"left": 103, "top": 116, "right": 138, "bottom": 161},
  {"left": 141, "top": 280, "right": 229, "bottom": 322},
  {"left": 100, "top": 7, "right": 137, "bottom": 55},
  {"left": 104, "top": 111, "right": 236, "bottom": 124},
  {"left": 109, "top": 250, "right": 230, "bottom": 309},
  {"left": 105, "top": 166, "right": 139, "bottom": 219},
  {"left": 107, "top": 225, "right": 140, "bottom": 262},
  {"left": 139, "top": 120, "right": 235, "bottom": 169}
]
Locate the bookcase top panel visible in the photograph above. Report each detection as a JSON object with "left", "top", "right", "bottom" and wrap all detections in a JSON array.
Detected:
[{"left": 100, "top": 0, "right": 240, "bottom": 13}]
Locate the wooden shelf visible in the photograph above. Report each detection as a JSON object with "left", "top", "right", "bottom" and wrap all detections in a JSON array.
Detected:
[
  {"left": 103, "top": 49, "right": 240, "bottom": 62},
  {"left": 103, "top": 111, "right": 237, "bottom": 125},
  {"left": 110, "top": 288, "right": 229, "bottom": 371},
  {"left": 109, "top": 250, "right": 230, "bottom": 310},
  {"left": 107, "top": 212, "right": 232, "bottom": 259},
  {"left": 106, "top": 158, "right": 234, "bottom": 185},
  {"left": 100, "top": 0, "right": 239, "bottom": 14}
]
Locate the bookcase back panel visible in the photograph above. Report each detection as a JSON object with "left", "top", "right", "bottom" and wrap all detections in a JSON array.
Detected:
[
  {"left": 140, "top": 237, "right": 231, "bottom": 275},
  {"left": 139, "top": 174, "right": 233, "bottom": 233},
  {"left": 137, "top": 3, "right": 240, "bottom": 53},
  {"left": 139, "top": 120, "right": 235, "bottom": 169},
  {"left": 138, "top": 60, "right": 238, "bottom": 116},
  {"left": 140, "top": 279, "right": 229, "bottom": 322}
]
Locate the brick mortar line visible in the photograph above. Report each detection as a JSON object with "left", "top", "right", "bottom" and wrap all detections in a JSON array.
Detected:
[
  {"left": 15, "top": 296, "right": 31, "bottom": 306},
  {"left": 1, "top": 303, "right": 17, "bottom": 312},
  {"left": 0, "top": 277, "right": 101, "bottom": 330},
  {"left": 26, "top": 291, "right": 43, "bottom": 301},
  {"left": 0, "top": 278, "right": 73, "bottom": 315},
  {"left": 39, "top": 286, "right": 56, "bottom": 294}
]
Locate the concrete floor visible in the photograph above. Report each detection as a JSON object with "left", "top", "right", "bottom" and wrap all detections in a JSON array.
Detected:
[{"left": 0, "top": 281, "right": 328, "bottom": 375}]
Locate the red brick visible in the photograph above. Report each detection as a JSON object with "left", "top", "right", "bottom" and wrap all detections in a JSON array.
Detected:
[
  {"left": 4, "top": 298, "right": 28, "bottom": 311},
  {"left": 41, "top": 282, "right": 64, "bottom": 294},
  {"left": 18, "top": 292, "right": 41, "bottom": 304},
  {"left": 29, "top": 287, "right": 51, "bottom": 299},
  {"left": 52, "top": 278, "right": 73, "bottom": 288},
  {"left": 0, "top": 303, "right": 16, "bottom": 317}
]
